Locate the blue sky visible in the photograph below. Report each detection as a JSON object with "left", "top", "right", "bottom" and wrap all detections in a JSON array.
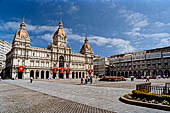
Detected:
[{"left": 1, "top": 0, "right": 170, "bottom": 57}]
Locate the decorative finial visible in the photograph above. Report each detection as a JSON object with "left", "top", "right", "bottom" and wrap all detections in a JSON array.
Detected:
[
  {"left": 69, "top": 43, "right": 71, "bottom": 48},
  {"left": 85, "top": 37, "right": 88, "bottom": 43},
  {"left": 20, "top": 17, "right": 26, "bottom": 29},
  {"left": 22, "top": 17, "right": 24, "bottom": 23},
  {"left": 58, "top": 19, "right": 63, "bottom": 28}
]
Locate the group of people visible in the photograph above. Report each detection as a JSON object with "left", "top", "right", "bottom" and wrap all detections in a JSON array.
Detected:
[{"left": 81, "top": 76, "right": 93, "bottom": 85}]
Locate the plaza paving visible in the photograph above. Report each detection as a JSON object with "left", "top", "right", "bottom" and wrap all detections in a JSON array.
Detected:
[
  {"left": 3, "top": 78, "right": 170, "bottom": 113},
  {"left": 0, "top": 81, "right": 114, "bottom": 113}
]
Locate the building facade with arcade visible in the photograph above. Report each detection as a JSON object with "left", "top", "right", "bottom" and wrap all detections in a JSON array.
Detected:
[
  {"left": 109, "top": 47, "right": 170, "bottom": 78},
  {"left": 5, "top": 20, "right": 93, "bottom": 79}
]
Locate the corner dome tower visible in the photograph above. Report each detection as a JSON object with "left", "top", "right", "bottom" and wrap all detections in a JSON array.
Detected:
[
  {"left": 12, "top": 18, "right": 30, "bottom": 47},
  {"left": 80, "top": 37, "right": 93, "bottom": 55},
  {"left": 52, "top": 20, "right": 67, "bottom": 47}
]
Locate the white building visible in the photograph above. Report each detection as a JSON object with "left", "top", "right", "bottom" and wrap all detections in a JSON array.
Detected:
[
  {"left": 5, "top": 19, "right": 93, "bottom": 79},
  {"left": 0, "top": 40, "right": 11, "bottom": 73},
  {"left": 93, "top": 57, "right": 109, "bottom": 76}
]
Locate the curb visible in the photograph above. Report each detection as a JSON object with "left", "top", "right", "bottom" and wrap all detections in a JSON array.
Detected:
[{"left": 119, "top": 96, "right": 170, "bottom": 111}]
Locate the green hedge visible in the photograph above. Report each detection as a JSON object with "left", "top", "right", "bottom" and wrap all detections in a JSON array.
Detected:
[{"left": 132, "top": 90, "right": 170, "bottom": 103}]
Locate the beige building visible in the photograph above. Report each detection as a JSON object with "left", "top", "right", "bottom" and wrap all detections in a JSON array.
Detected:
[
  {"left": 94, "top": 57, "right": 109, "bottom": 76},
  {"left": 5, "top": 19, "right": 93, "bottom": 79},
  {"left": 109, "top": 47, "right": 170, "bottom": 78},
  {"left": 0, "top": 40, "right": 11, "bottom": 73}
]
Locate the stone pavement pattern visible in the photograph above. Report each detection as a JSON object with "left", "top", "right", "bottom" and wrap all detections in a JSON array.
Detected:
[
  {"left": 0, "top": 82, "right": 115, "bottom": 113},
  {"left": 4, "top": 80, "right": 169, "bottom": 113}
]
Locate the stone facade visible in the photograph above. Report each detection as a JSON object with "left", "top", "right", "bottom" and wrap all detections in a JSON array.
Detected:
[
  {"left": 5, "top": 20, "right": 93, "bottom": 79},
  {"left": 0, "top": 40, "right": 11, "bottom": 74},
  {"left": 109, "top": 47, "right": 170, "bottom": 78},
  {"left": 94, "top": 57, "right": 109, "bottom": 76}
]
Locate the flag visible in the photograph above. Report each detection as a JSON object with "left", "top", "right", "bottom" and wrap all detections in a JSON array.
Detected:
[
  {"left": 66, "top": 68, "right": 70, "bottom": 73},
  {"left": 53, "top": 67, "right": 57, "bottom": 73},
  {"left": 19, "top": 66, "right": 24, "bottom": 72},
  {"left": 89, "top": 69, "right": 93, "bottom": 74},
  {"left": 60, "top": 68, "right": 64, "bottom": 74}
]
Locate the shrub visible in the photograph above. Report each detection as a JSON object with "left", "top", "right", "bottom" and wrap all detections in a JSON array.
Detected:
[
  {"left": 132, "top": 90, "right": 170, "bottom": 103},
  {"left": 137, "top": 98, "right": 141, "bottom": 101},
  {"left": 142, "top": 98, "right": 147, "bottom": 102},
  {"left": 151, "top": 99, "right": 159, "bottom": 104},
  {"left": 124, "top": 93, "right": 132, "bottom": 99},
  {"left": 162, "top": 100, "right": 169, "bottom": 105}
]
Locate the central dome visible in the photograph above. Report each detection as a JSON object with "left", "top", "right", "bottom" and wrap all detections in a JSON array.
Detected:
[
  {"left": 15, "top": 19, "right": 30, "bottom": 39},
  {"left": 80, "top": 37, "right": 93, "bottom": 54}
]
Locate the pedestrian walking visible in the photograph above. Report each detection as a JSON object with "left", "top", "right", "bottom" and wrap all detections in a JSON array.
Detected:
[
  {"left": 85, "top": 76, "right": 88, "bottom": 85},
  {"left": 81, "top": 77, "right": 84, "bottom": 85},
  {"left": 30, "top": 77, "right": 33, "bottom": 83},
  {"left": 90, "top": 76, "right": 93, "bottom": 84},
  {"left": 146, "top": 76, "right": 150, "bottom": 82}
]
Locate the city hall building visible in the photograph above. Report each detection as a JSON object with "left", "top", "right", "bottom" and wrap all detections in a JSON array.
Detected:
[
  {"left": 109, "top": 47, "right": 170, "bottom": 78},
  {"left": 5, "top": 19, "right": 93, "bottom": 79}
]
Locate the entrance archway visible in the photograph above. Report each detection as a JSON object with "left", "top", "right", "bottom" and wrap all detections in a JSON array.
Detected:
[
  {"left": 72, "top": 72, "right": 75, "bottom": 79},
  {"left": 76, "top": 72, "right": 78, "bottom": 79},
  {"left": 125, "top": 72, "right": 128, "bottom": 78},
  {"left": 111, "top": 71, "right": 113, "bottom": 76},
  {"left": 66, "top": 73, "right": 69, "bottom": 79},
  {"left": 158, "top": 70, "right": 163, "bottom": 77},
  {"left": 114, "top": 71, "right": 116, "bottom": 76},
  {"left": 18, "top": 72, "right": 23, "bottom": 79},
  {"left": 129, "top": 71, "right": 132, "bottom": 77},
  {"left": 53, "top": 73, "right": 56, "bottom": 79},
  {"left": 59, "top": 73, "right": 64, "bottom": 79},
  {"left": 133, "top": 71, "right": 136, "bottom": 77},
  {"left": 152, "top": 70, "right": 157, "bottom": 77},
  {"left": 41, "top": 71, "right": 44, "bottom": 79},
  {"left": 46, "top": 71, "right": 49, "bottom": 79},
  {"left": 137, "top": 71, "right": 141, "bottom": 78},
  {"left": 36, "top": 70, "right": 39, "bottom": 79},
  {"left": 59, "top": 56, "right": 64, "bottom": 79},
  {"left": 147, "top": 70, "right": 150, "bottom": 76},
  {"left": 82, "top": 72, "right": 85, "bottom": 78},
  {"left": 164, "top": 70, "right": 169, "bottom": 78},
  {"left": 79, "top": 72, "right": 81, "bottom": 78},
  {"left": 121, "top": 72, "right": 124, "bottom": 77},
  {"left": 117, "top": 72, "right": 120, "bottom": 76},
  {"left": 30, "top": 70, "right": 34, "bottom": 78}
]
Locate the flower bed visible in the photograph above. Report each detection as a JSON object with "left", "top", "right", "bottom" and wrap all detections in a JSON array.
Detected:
[
  {"left": 123, "top": 90, "right": 170, "bottom": 106},
  {"left": 99, "top": 76, "right": 126, "bottom": 81}
]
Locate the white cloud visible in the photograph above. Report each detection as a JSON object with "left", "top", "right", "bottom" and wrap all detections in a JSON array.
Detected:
[
  {"left": 35, "top": 33, "right": 53, "bottom": 42},
  {"left": 68, "top": 3, "right": 80, "bottom": 14},
  {"left": 66, "top": 30, "right": 135, "bottom": 53},
  {"left": 120, "top": 9, "right": 148, "bottom": 29},
  {"left": 0, "top": 21, "right": 57, "bottom": 34},
  {"left": 89, "top": 36, "right": 135, "bottom": 53},
  {"left": 1, "top": 20, "right": 135, "bottom": 54},
  {"left": 142, "top": 33, "right": 170, "bottom": 38},
  {"left": 0, "top": 22, "right": 19, "bottom": 31},
  {"left": 120, "top": 9, "right": 149, "bottom": 38},
  {"left": 154, "top": 22, "right": 165, "bottom": 27},
  {"left": 156, "top": 38, "right": 170, "bottom": 48}
]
